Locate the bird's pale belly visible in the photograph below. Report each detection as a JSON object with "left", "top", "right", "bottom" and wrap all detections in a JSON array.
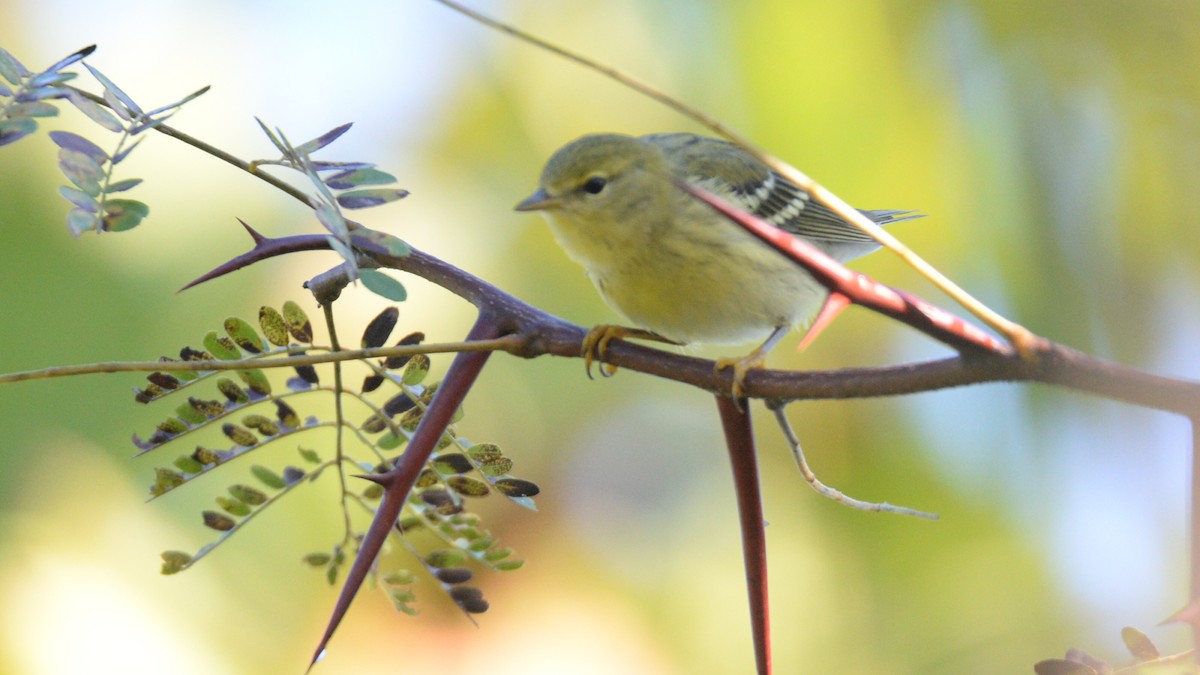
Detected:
[{"left": 589, "top": 240, "right": 828, "bottom": 346}]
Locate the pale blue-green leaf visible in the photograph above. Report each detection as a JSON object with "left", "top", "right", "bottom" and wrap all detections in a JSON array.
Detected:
[
  {"left": 105, "top": 177, "right": 142, "bottom": 193},
  {"left": 254, "top": 117, "right": 289, "bottom": 155},
  {"left": 60, "top": 167, "right": 100, "bottom": 195},
  {"left": 102, "top": 88, "right": 133, "bottom": 121},
  {"left": 326, "top": 235, "right": 359, "bottom": 282},
  {"left": 18, "top": 86, "right": 69, "bottom": 102},
  {"left": 295, "top": 122, "right": 352, "bottom": 156},
  {"left": 0, "top": 118, "right": 36, "bottom": 147},
  {"left": 0, "top": 82, "right": 11, "bottom": 97},
  {"left": 274, "top": 126, "right": 299, "bottom": 155},
  {"left": 10, "top": 101, "right": 58, "bottom": 118},
  {"left": 111, "top": 137, "right": 143, "bottom": 165},
  {"left": 50, "top": 130, "right": 108, "bottom": 162},
  {"left": 57, "top": 149, "right": 104, "bottom": 195},
  {"left": 507, "top": 495, "right": 537, "bottom": 511},
  {"left": 350, "top": 229, "right": 410, "bottom": 258},
  {"left": 327, "top": 234, "right": 356, "bottom": 263},
  {"left": 337, "top": 188, "right": 409, "bottom": 210},
  {"left": 83, "top": 62, "right": 142, "bottom": 114},
  {"left": 309, "top": 160, "right": 374, "bottom": 172},
  {"left": 359, "top": 269, "right": 407, "bottom": 302},
  {"left": 67, "top": 207, "right": 97, "bottom": 236},
  {"left": 67, "top": 91, "right": 123, "bottom": 132},
  {"left": 142, "top": 85, "right": 210, "bottom": 118},
  {"left": 42, "top": 44, "right": 95, "bottom": 75},
  {"left": 101, "top": 198, "right": 149, "bottom": 232},
  {"left": 0, "top": 47, "right": 30, "bottom": 85},
  {"left": 314, "top": 201, "right": 349, "bottom": 239},
  {"left": 305, "top": 164, "right": 337, "bottom": 204},
  {"left": 324, "top": 168, "right": 396, "bottom": 190},
  {"left": 272, "top": 133, "right": 307, "bottom": 167},
  {"left": 59, "top": 185, "right": 98, "bottom": 211},
  {"left": 28, "top": 70, "right": 76, "bottom": 88},
  {"left": 130, "top": 111, "right": 178, "bottom": 136}
]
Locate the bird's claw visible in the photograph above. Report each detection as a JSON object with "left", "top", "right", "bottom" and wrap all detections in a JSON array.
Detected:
[
  {"left": 582, "top": 325, "right": 627, "bottom": 379},
  {"left": 715, "top": 349, "right": 767, "bottom": 400},
  {"left": 582, "top": 325, "right": 681, "bottom": 380}
]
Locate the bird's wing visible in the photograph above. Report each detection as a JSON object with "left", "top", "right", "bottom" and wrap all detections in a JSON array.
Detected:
[{"left": 644, "top": 132, "right": 919, "bottom": 244}]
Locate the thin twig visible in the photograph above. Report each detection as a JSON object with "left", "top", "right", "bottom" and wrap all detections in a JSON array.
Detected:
[
  {"left": 1111, "top": 649, "right": 1196, "bottom": 673},
  {"left": 771, "top": 404, "right": 939, "bottom": 520},
  {"left": 0, "top": 337, "right": 522, "bottom": 384},
  {"left": 321, "top": 302, "right": 356, "bottom": 545},
  {"left": 66, "top": 85, "right": 314, "bottom": 208}
]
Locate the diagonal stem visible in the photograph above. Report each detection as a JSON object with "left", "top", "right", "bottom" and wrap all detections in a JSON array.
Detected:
[
  {"left": 307, "top": 313, "right": 502, "bottom": 671},
  {"left": 715, "top": 395, "right": 771, "bottom": 675},
  {"left": 320, "top": 302, "right": 355, "bottom": 543},
  {"left": 677, "top": 181, "right": 1013, "bottom": 358}
]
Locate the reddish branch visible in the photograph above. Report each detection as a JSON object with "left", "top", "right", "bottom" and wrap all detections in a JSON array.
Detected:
[
  {"left": 308, "top": 315, "right": 502, "bottom": 671},
  {"left": 675, "top": 180, "right": 1013, "bottom": 358},
  {"left": 716, "top": 396, "right": 771, "bottom": 675}
]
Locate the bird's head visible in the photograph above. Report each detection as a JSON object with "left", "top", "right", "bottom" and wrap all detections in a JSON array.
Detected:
[{"left": 515, "top": 133, "right": 668, "bottom": 221}]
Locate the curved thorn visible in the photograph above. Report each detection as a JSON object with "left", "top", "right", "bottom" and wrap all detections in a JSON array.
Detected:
[
  {"left": 354, "top": 473, "right": 392, "bottom": 487},
  {"left": 237, "top": 217, "right": 267, "bottom": 244},
  {"left": 178, "top": 232, "right": 332, "bottom": 292},
  {"left": 309, "top": 316, "right": 501, "bottom": 670},
  {"left": 796, "top": 292, "right": 852, "bottom": 352}
]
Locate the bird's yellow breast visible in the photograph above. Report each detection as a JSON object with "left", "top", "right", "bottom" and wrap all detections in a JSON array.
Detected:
[{"left": 542, "top": 207, "right": 826, "bottom": 345}]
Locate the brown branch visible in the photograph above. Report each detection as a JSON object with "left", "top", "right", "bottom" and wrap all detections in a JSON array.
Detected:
[{"left": 179, "top": 227, "right": 1200, "bottom": 416}]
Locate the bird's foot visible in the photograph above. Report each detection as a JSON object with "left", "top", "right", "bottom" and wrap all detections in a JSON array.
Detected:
[
  {"left": 715, "top": 348, "right": 768, "bottom": 400},
  {"left": 582, "top": 325, "right": 679, "bottom": 379}
]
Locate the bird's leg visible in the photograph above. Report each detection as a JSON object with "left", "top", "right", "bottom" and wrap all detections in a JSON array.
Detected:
[
  {"left": 715, "top": 325, "right": 789, "bottom": 398},
  {"left": 582, "top": 324, "right": 680, "bottom": 379}
]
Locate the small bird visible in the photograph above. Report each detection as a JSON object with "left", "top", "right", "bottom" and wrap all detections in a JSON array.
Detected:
[{"left": 515, "top": 132, "right": 916, "bottom": 396}]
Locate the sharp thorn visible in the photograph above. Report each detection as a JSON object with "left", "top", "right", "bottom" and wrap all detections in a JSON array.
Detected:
[
  {"left": 354, "top": 473, "right": 392, "bottom": 487},
  {"left": 797, "top": 292, "right": 852, "bottom": 351},
  {"left": 237, "top": 217, "right": 267, "bottom": 244}
]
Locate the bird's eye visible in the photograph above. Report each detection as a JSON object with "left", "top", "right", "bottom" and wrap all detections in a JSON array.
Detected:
[{"left": 582, "top": 176, "right": 608, "bottom": 195}]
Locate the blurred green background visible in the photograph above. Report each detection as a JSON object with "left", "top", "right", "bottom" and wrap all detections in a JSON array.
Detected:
[{"left": 2, "top": 1, "right": 1197, "bottom": 673}]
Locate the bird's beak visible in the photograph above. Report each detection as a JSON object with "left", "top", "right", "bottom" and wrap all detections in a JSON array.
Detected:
[{"left": 514, "top": 188, "right": 561, "bottom": 212}]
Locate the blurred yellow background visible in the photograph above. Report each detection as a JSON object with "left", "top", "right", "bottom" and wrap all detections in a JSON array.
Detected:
[{"left": 2, "top": 1, "right": 1198, "bottom": 673}]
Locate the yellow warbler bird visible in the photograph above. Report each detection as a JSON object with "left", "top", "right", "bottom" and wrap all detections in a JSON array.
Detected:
[{"left": 516, "top": 132, "right": 916, "bottom": 395}]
